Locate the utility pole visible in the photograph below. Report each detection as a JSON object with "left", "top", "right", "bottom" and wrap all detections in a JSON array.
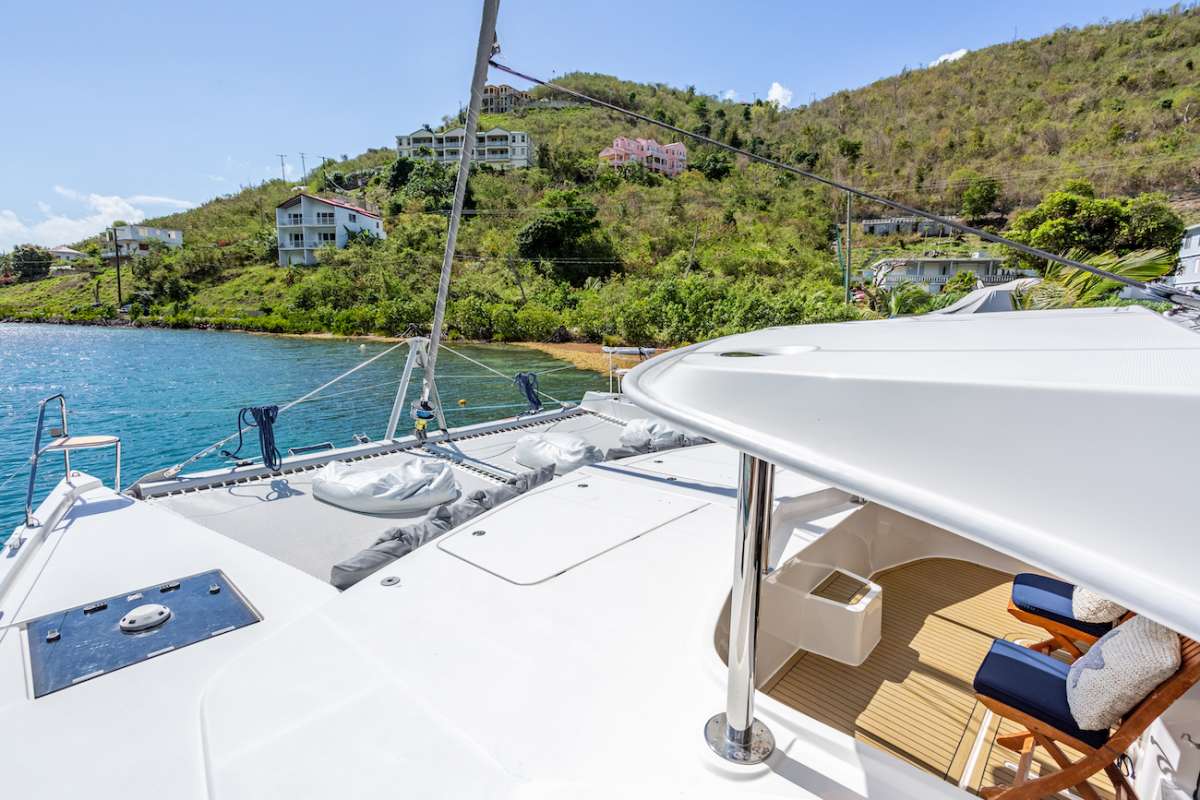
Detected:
[
  {"left": 276, "top": 154, "right": 288, "bottom": 182},
  {"left": 844, "top": 192, "right": 853, "bottom": 303},
  {"left": 299, "top": 152, "right": 308, "bottom": 179},
  {"left": 110, "top": 227, "right": 123, "bottom": 308}
]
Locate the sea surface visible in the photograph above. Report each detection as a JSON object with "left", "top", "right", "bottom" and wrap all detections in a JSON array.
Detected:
[{"left": 0, "top": 323, "right": 608, "bottom": 541}]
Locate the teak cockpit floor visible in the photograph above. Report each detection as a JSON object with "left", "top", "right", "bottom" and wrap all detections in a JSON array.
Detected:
[{"left": 766, "top": 558, "right": 1115, "bottom": 798}]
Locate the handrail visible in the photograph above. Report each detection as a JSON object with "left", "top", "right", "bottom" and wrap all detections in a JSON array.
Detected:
[
  {"left": 23, "top": 394, "right": 122, "bottom": 529},
  {"left": 25, "top": 394, "right": 69, "bottom": 527}
]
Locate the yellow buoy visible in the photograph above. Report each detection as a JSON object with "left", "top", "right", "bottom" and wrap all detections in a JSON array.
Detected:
[{"left": 458, "top": 399, "right": 467, "bottom": 406}]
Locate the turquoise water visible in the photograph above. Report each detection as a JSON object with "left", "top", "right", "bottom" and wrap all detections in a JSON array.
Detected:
[{"left": 0, "top": 323, "right": 607, "bottom": 541}]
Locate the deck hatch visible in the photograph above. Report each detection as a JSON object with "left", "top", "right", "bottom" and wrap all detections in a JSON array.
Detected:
[{"left": 25, "top": 569, "right": 259, "bottom": 698}]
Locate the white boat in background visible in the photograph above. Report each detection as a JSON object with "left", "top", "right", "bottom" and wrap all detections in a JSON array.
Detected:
[{"left": 5, "top": 3, "right": 1200, "bottom": 798}]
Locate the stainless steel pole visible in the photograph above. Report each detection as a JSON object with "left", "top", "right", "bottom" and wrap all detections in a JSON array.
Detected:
[
  {"left": 384, "top": 338, "right": 424, "bottom": 441},
  {"left": 705, "top": 452, "right": 776, "bottom": 765},
  {"left": 422, "top": 0, "right": 499, "bottom": 401}
]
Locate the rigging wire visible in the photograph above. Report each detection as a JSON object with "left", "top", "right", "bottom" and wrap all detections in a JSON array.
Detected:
[
  {"left": 142, "top": 339, "right": 407, "bottom": 482},
  {"left": 437, "top": 342, "right": 566, "bottom": 405},
  {"left": 488, "top": 59, "right": 1199, "bottom": 307}
]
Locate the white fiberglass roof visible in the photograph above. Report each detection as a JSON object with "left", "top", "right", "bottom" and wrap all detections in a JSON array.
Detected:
[{"left": 624, "top": 307, "right": 1200, "bottom": 639}]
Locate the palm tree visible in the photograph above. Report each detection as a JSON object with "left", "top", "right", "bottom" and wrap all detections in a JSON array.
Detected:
[{"left": 1012, "top": 249, "right": 1176, "bottom": 310}]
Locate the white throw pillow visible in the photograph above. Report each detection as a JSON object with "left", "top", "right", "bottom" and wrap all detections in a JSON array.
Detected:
[
  {"left": 312, "top": 456, "right": 459, "bottom": 515},
  {"left": 1072, "top": 586, "right": 1128, "bottom": 623},
  {"left": 1067, "top": 616, "right": 1181, "bottom": 731},
  {"left": 513, "top": 432, "right": 603, "bottom": 475},
  {"left": 619, "top": 418, "right": 687, "bottom": 451}
]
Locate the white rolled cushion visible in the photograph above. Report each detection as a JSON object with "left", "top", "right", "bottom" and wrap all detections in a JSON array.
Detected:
[
  {"left": 513, "top": 432, "right": 603, "bottom": 475},
  {"left": 1067, "top": 616, "right": 1181, "bottom": 731},
  {"left": 312, "top": 456, "right": 459, "bottom": 514},
  {"left": 1072, "top": 586, "right": 1128, "bottom": 623},
  {"left": 619, "top": 417, "right": 687, "bottom": 451}
]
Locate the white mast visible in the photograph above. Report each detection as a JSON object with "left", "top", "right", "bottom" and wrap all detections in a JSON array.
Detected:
[{"left": 421, "top": 0, "right": 500, "bottom": 410}]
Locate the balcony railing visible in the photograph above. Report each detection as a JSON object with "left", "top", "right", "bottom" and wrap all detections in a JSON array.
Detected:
[
  {"left": 869, "top": 270, "right": 1035, "bottom": 288},
  {"left": 280, "top": 239, "right": 336, "bottom": 250},
  {"left": 277, "top": 216, "right": 337, "bottom": 226}
]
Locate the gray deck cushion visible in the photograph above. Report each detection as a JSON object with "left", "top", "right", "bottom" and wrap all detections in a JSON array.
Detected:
[{"left": 330, "top": 464, "right": 555, "bottom": 589}]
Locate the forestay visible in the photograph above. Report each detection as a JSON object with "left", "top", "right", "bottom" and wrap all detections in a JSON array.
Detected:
[{"left": 623, "top": 306, "right": 1200, "bottom": 640}]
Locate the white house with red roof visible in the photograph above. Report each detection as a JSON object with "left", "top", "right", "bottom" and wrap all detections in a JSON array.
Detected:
[{"left": 275, "top": 193, "right": 385, "bottom": 266}]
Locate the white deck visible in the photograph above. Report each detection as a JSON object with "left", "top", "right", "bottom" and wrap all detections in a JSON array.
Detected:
[
  {"left": 0, "top": 442, "right": 958, "bottom": 800},
  {"left": 0, "top": 477, "right": 335, "bottom": 800}
]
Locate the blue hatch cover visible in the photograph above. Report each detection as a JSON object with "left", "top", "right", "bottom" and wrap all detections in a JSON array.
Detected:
[{"left": 26, "top": 569, "right": 260, "bottom": 698}]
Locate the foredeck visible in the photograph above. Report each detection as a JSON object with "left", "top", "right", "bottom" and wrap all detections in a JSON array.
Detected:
[
  {"left": 765, "top": 558, "right": 1115, "bottom": 798},
  {"left": 148, "top": 408, "right": 631, "bottom": 580}
]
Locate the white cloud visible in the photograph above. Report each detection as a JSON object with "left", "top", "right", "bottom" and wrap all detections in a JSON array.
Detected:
[
  {"left": 0, "top": 187, "right": 195, "bottom": 252},
  {"left": 722, "top": 89, "right": 738, "bottom": 101},
  {"left": 766, "top": 81, "right": 793, "bottom": 108},
  {"left": 930, "top": 48, "right": 968, "bottom": 66},
  {"left": 126, "top": 194, "right": 195, "bottom": 208}
]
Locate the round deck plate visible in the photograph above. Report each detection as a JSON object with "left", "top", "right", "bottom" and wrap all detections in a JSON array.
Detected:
[{"left": 704, "top": 713, "right": 775, "bottom": 765}]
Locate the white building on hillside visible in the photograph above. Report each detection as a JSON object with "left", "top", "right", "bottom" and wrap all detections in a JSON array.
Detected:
[
  {"left": 480, "top": 84, "right": 529, "bottom": 114},
  {"left": 103, "top": 225, "right": 183, "bottom": 259},
  {"left": 275, "top": 193, "right": 385, "bottom": 266},
  {"left": 395, "top": 126, "right": 534, "bottom": 169},
  {"left": 48, "top": 245, "right": 87, "bottom": 262},
  {"left": 863, "top": 252, "right": 1035, "bottom": 294},
  {"left": 1170, "top": 223, "right": 1200, "bottom": 292}
]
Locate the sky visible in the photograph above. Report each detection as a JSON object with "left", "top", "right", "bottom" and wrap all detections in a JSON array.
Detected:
[{"left": 0, "top": 0, "right": 1159, "bottom": 252}]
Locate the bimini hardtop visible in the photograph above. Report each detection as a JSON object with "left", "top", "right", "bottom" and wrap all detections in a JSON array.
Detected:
[{"left": 624, "top": 305, "right": 1200, "bottom": 643}]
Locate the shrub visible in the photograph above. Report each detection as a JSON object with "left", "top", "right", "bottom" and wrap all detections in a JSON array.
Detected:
[
  {"left": 489, "top": 303, "right": 520, "bottom": 341},
  {"left": 447, "top": 296, "right": 492, "bottom": 340},
  {"left": 515, "top": 305, "right": 562, "bottom": 341}
]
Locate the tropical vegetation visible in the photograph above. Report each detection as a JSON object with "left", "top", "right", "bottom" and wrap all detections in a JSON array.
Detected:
[{"left": 2, "top": 6, "right": 1197, "bottom": 343}]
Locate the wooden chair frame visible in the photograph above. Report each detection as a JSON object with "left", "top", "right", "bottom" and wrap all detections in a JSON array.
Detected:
[
  {"left": 977, "top": 636, "right": 1200, "bottom": 800},
  {"left": 1007, "top": 598, "right": 1107, "bottom": 660}
]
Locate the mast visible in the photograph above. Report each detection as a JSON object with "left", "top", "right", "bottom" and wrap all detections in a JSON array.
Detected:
[{"left": 422, "top": 0, "right": 500, "bottom": 407}]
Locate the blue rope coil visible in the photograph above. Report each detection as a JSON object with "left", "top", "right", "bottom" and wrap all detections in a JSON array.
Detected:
[{"left": 221, "top": 405, "right": 282, "bottom": 471}]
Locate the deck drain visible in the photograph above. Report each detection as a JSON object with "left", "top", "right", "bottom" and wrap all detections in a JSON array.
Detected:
[
  {"left": 380, "top": 576, "right": 401, "bottom": 587},
  {"left": 471, "top": 529, "right": 487, "bottom": 537}
]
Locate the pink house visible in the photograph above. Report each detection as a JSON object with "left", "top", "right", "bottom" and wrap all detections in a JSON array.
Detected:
[{"left": 599, "top": 137, "right": 688, "bottom": 178}]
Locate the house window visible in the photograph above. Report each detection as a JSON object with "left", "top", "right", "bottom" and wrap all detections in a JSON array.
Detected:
[
  {"left": 290, "top": 233, "right": 303, "bottom": 246},
  {"left": 316, "top": 212, "right": 335, "bottom": 224},
  {"left": 288, "top": 213, "right": 302, "bottom": 224},
  {"left": 318, "top": 232, "right": 336, "bottom": 243},
  {"left": 348, "top": 213, "right": 357, "bottom": 222}
]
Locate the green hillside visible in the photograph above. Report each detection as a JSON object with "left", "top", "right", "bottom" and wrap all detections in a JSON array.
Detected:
[{"left": 2, "top": 7, "right": 1196, "bottom": 343}]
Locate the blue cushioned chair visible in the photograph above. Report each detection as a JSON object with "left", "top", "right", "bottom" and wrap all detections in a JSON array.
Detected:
[
  {"left": 973, "top": 636, "right": 1200, "bottom": 800},
  {"left": 974, "top": 640, "right": 1109, "bottom": 750},
  {"left": 1008, "top": 573, "right": 1114, "bottom": 660}
]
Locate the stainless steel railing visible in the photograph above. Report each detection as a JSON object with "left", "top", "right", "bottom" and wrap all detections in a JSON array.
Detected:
[{"left": 24, "top": 395, "right": 121, "bottom": 528}]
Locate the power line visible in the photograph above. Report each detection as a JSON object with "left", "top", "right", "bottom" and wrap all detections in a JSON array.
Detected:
[{"left": 488, "top": 59, "right": 1197, "bottom": 304}]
